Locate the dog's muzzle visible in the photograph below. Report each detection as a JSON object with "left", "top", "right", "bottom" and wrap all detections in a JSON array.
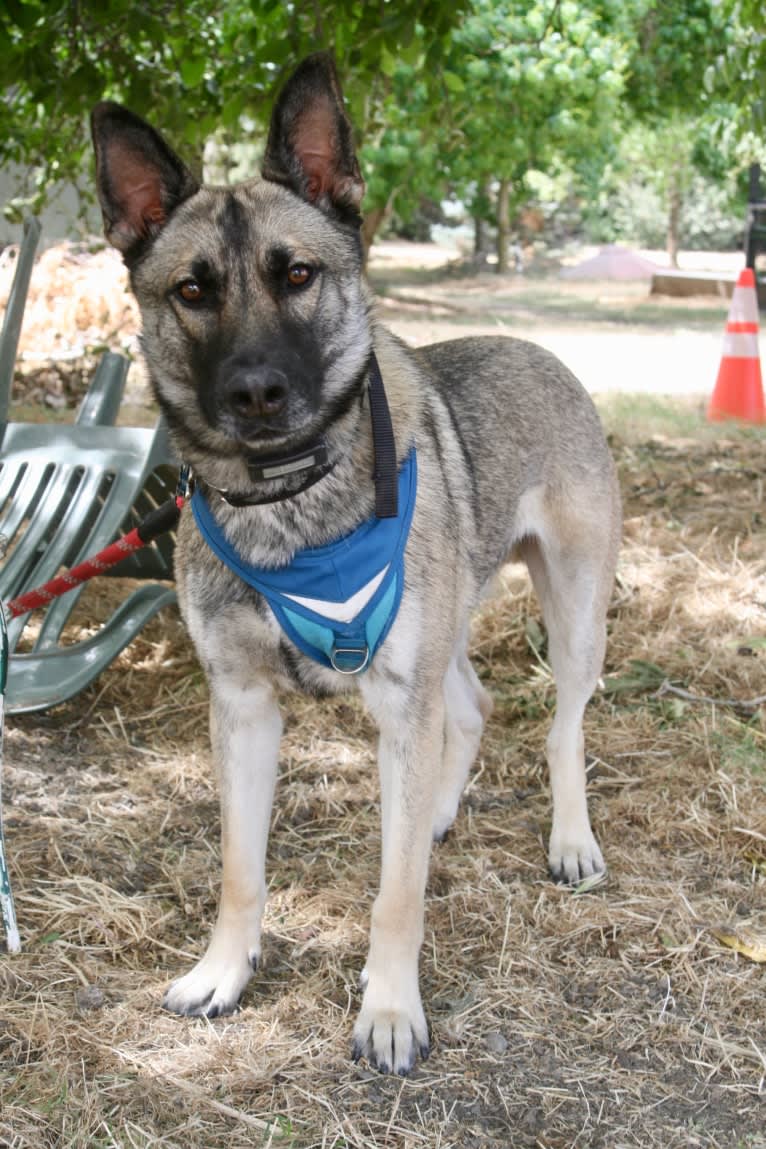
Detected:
[{"left": 219, "top": 364, "right": 290, "bottom": 433}]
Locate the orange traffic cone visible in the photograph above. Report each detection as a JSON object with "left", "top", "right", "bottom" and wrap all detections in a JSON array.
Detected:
[{"left": 708, "top": 267, "right": 765, "bottom": 422}]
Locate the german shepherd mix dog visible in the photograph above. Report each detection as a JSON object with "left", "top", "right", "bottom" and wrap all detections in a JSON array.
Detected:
[{"left": 92, "top": 54, "right": 620, "bottom": 1075}]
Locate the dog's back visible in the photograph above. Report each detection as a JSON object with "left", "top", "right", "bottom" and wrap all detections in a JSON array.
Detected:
[{"left": 412, "top": 333, "right": 621, "bottom": 589}]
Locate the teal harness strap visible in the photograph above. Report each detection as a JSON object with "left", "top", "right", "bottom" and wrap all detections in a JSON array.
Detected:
[{"left": 191, "top": 450, "right": 417, "bottom": 674}]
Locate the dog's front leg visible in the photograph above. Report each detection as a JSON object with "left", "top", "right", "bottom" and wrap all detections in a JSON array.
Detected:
[
  {"left": 352, "top": 682, "right": 443, "bottom": 1074},
  {"left": 163, "top": 677, "right": 281, "bottom": 1017}
]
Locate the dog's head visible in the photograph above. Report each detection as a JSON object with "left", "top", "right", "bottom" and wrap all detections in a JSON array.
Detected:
[{"left": 92, "top": 55, "right": 370, "bottom": 486}]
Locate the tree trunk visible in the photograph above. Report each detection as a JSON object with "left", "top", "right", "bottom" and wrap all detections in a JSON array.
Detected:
[
  {"left": 361, "top": 196, "right": 393, "bottom": 265},
  {"left": 667, "top": 169, "right": 682, "bottom": 269},
  {"left": 496, "top": 178, "right": 510, "bottom": 274},
  {"left": 474, "top": 214, "right": 487, "bottom": 258},
  {"left": 473, "top": 176, "right": 491, "bottom": 259}
]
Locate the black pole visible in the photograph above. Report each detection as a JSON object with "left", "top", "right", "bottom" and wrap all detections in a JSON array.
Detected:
[{"left": 745, "top": 163, "right": 761, "bottom": 271}]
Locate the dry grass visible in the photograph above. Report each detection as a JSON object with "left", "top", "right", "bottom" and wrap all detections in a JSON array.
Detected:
[
  {"left": 0, "top": 240, "right": 137, "bottom": 366},
  {"left": 0, "top": 239, "right": 145, "bottom": 418},
  {"left": 1, "top": 425, "right": 764, "bottom": 1149},
  {"left": 1, "top": 244, "right": 765, "bottom": 1147}
]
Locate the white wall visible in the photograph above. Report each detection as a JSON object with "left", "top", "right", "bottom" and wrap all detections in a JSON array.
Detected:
[{"left": 0, "top": 166, "right": 102, "bottom": 248}]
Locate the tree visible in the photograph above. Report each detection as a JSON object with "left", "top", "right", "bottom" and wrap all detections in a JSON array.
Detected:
[
  {"left": 357, "top": 53, "right": 459, "bottom": 254},
  {"left": 620, "top": 0, "right": 733, "bottom": 265},
  {"left": 2, "top": 0, "right": 754, "bottom": 259},
  {"left": 436, "top": 0, "right": 627, "bottom": 272},
  {"left": 0, "top": 0, "right": 468, "bottom": 219},
  {"left": 707, "top": 0, "right": 766, "bottom": 172}
]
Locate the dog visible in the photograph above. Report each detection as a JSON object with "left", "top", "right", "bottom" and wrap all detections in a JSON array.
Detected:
[{"left": 91, "top": 52, "right": 621, "bottom": 1075}]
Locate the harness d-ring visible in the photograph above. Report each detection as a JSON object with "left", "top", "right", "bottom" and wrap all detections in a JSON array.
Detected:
[{"left": 330, "top": 643, "right": 370, "bottom": 674}]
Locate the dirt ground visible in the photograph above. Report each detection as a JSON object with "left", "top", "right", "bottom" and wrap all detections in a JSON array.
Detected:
[{"left": 1, "top": 242, "right": 765, "bottom": 1148}]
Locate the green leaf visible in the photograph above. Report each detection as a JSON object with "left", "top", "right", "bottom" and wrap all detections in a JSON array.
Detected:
[
  {"left": 380, "top": 46, "right": 397, "bottom": 77},
  {"left": 5, "top": 0, "right": 43, "bottom": 31},
  {"left": 180, "top": 56, "right": 206, "bottom": 88},
  {"left": 602, "top": 659, "right": 667, "bottom": 695},
  {"left": 443, "top": 70, "right": 465, "bottom": 93}
]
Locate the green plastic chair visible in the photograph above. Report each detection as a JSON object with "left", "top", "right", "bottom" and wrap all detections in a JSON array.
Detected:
[{"left": 0, "top": 219, "right": 179, "bottom": 713}]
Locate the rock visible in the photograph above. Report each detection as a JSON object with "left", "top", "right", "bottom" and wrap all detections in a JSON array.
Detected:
[
  {"left": 74, "top": 984, "right": 106, "bottom": 1013},
  {"left": 484, "top": 1030, "right": 508, "bottom": 1055}
]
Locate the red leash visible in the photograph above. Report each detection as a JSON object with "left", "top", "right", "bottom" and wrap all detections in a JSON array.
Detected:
[{"left": 4, "top": 468, "right": 190, "bottom": 621}]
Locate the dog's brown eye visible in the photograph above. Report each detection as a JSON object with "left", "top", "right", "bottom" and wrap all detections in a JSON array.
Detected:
[
  {"left": 177, "top": 279, "right": 204, "bottom": 304},
  {"left": 287, "top": 264, "right": 313, "bottom": 288}
]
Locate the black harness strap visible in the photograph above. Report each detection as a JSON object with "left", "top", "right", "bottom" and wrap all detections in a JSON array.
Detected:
[{"left": 368, "top": 352, "right": 398, "bottom": 519}]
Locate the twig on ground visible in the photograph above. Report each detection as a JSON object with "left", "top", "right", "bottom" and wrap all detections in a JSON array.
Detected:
[{"left": 655, "top": 679, "right": 766, "bottom": 712}]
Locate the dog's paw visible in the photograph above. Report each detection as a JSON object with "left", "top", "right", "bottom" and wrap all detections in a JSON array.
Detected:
[
  {"left": 351, "top": 971, "right": 430, "bottom": 1075},
  {"left": 548, "top": 825, "right": 605, "bottom": 886},
  {"left": 162, "top": 946, "right": 258, "bottom": 1018}
]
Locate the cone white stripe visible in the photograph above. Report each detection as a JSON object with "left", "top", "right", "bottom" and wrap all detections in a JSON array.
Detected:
[
  {"left": 728, "top": 284, "right": 760, "bottom": 327},
  {"left": 722, "top": 331, "right": 760, "bottom": 359}
]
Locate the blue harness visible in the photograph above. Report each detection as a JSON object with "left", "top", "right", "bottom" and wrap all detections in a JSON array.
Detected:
[{"left": 191, "top": 450, "right": 417, "bottom": 674}]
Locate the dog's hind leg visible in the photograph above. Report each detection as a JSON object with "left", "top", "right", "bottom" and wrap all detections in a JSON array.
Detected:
[
  {"left": 432, "top": 626, "right": 493, "bottom": 843},
  {"left": 162, "top": 677, "right": 281, "bottom": 1017},
  {"left": 519, "top": 502, "right": 617, "bottom": 884}
]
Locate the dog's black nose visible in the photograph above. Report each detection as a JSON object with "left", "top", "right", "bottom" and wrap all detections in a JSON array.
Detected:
[{"left": 222, "top": 367, "right": 289, "bottom": 421}]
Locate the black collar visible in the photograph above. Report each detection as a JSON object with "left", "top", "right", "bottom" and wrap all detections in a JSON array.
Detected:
[
  {"left": 220, "top": 442, "right": 335, "bottom": 507},
  {"left": 197, "top": 352, "right": 399, "bottom": 518}
]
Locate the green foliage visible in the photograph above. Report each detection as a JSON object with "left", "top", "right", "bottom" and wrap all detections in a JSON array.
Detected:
[
  {"left": 713, "top": 722, "right": 765, "bottom": 777},
  {"left": 442, "top": 0, "right": 627, "bottom": 191},
  {"left": 0, "top": 0, "right": 468, "bottom": 216},
  {"left": 358, "top": 59, "right": 448, "bottom": 223},
  {"left": 0, "top": 0, "right": 760, "bottom": 245},
  {"left": 709, "top": 0, "right": 766, "bottom": 135},
  {"left": 602, "top": 658, "right": 667, "bottom": 696},
  {"left": 364, "top": 0, "right": 630, "bottom": 261},
  {"left": 618, "top": 0, "right": 766, "bottom": 143},
  {"left": 621, "top": 0, "right": 729, "bottom": 120},
  {"left": 583, "top": 121, "right": 746, "bottom": 250}
]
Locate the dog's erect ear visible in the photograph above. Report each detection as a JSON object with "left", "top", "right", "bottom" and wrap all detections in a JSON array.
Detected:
[
  {"left": 262, "top": 53, "right": 365, "bottom": 224},
  {"left": 91, "top": 102, "right": 199, "bottom": 258}
]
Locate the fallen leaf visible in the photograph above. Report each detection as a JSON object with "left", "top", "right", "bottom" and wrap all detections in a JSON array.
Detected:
[
  {"left": 709, "top": 925, "right": 766, "bottom": 963},
  {"left": 744, "top": 850, "right": 766, "bottom": 878}
]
